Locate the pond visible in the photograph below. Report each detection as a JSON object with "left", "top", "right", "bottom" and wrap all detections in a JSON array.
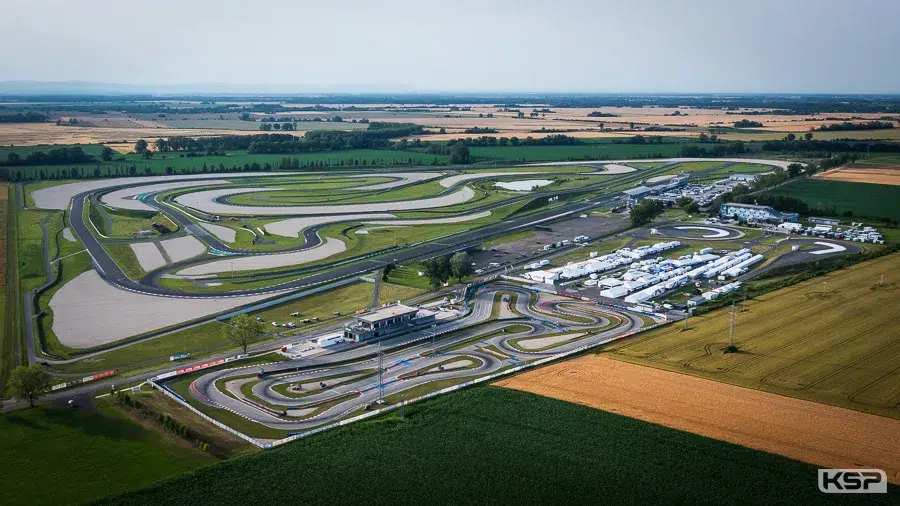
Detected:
[{"left": 494, "top": 179, "right": 553, "bottom": 191}]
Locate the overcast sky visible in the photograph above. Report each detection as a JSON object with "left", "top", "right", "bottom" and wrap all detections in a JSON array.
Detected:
[{"left": 2, "top": 0, "right": 898, "bottom": 94}]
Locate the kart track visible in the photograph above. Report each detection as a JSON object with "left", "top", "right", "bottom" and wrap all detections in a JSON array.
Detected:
[{"left": 166, "top": 285, "right": 647, "bottom": 434}]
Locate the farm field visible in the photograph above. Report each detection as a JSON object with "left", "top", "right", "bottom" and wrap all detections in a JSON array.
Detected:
[
  {"left": 601, "top": 253, "right": 900, "bottom": 419},
  {"left": 0, "top": 403, "right": 213, "bottom": 506},
  {"left": 764, "top": 178, "right": 900, "bottom": 221},
  {"left": 814, "top": 166, "right": 900, "bottom": 186},
  {"left": 2, "top": 148, "right": 449, "bottom": 181},
  {"left": 497, "top": 356, "right": 900, "bottom": 484},
  {"left": 94, "top": 386, "right": 884, "bottom": 506},
  {"left": 467, "top": 139, "right": 704, "bottom": 162}
]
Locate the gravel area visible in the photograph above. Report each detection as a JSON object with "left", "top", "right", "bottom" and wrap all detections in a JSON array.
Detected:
[
  {"left": 160, "top": 235, "right": 207, "bottom": 262},
  {"left": 31, "top": 172, "right": 294, "bottom": 210},
  {"left": 130, "top": 242, "right": 167, "bottom": 271},
  {"left": 49, "top": 270, "right": 278, "bottom": 347},
  {"left": 199, "top": 222, "right": 237, "bottom": 243},
  {"left": 100, "top": 180, "right": 229, "bottom": 211},
  {"left": 438, "top": 172, "right": 543, "bottom": 188},
  {"left": 599, "top": 164, "right": 637, "bottom": 174},
  {"left": 351, "top": 172, "right": 443, "bottom": 190},
  {"left": 364, "top": 210, "right": 491, "bottom": 226},
  {"left": 176, "top": 237, "right": 346, "bottom": 276},
  {"left": 515, "top": 332, "right": 585, "bottom": 350},
  {"left": 175, "top": 186, "right": 476, "bottom": 216},
  {"left": 62, "top": 227, "right": 76, "bottom": 242},
  {"left": 265, "top": 213, "right": 395, "bottom": 238}
]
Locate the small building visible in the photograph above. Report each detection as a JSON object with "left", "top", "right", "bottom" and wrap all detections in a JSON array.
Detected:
[
  {"left": 719, "top": 202, "right": 799, "bottom": 223},
  {"left": 778, "top": 222, "right": 803, "bottom": 232},
  {"left": 624, "top": 186, "right": 653, "bottom": 200},
  {"left": 809, "top": 217, "right": 840, "bottom": 226},
  {"left": 342, "top": 303, "right": 436, "bottom": 342},
  {"left": 729, "top": 174, "right": 758, "bottom": 182},
  {"left": 687, "top": 296, "right": 707, "bottom": 307}
]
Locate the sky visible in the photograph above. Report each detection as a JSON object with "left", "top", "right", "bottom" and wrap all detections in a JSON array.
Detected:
[{"left": 2, "top": 0, "right": 898, "bottom": 94}]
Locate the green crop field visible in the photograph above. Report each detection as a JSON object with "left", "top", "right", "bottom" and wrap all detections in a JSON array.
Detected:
[
  {"left": 468, "top": 140, "right": 700, "bottom": 162},
  {"left": 96, "top": 387, "right": 888, "bottom": 506},
  {"left": 764, "top": 178, "right": 900, "bottom": 222},
  {"left": 3, "top": 149, "right": 449, "bottom": 181},
  {"left": 0, "top": 403, "right": 212, "bottom": 506},
  {"left": 603, "top": 253, "right": 900, "bottom": 419}
]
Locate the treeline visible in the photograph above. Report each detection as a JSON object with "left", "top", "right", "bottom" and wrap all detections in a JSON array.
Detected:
[
  {"left": 815, "top": 120, "right": 895, "bottom": 132},
  {"left": 679, "top": 141, "right": 747, "bottom": 157},
  {"left": 612, "top": 135, "right": 665, "bottom": 144},
  {"left": 464, "top": 127, "right": 498, "bottom": 134},
  {"left": 426, "top": 134, "right": 580, "bottom": 151},
  {"left": 761, "top": 139, "right": 900, "bottom": 153},
  {"left": 0, "top": 112, "right": 47, "bottom": 123},
  {"left": 587, "top": 111, "right": 619, "bottom": 117},
  {"left": 733, "top": 119, "right": 764, "bottom": 128},
  {"left": 2, "top": 146, "right": 95, "bottom": 166}
]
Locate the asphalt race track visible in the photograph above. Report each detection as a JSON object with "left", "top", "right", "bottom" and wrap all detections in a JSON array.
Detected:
[{"left": 172, "top": 285, "right": 644, "bottom": 431}]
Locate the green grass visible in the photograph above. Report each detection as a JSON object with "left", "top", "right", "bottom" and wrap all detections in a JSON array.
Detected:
[
  {"left": 5, "top": 149, "right": 449, "bottom": 181},
  {"left": 0, "top": 402, "right": 212, "bottom": 506},
  {"left": 468, "top": 139, "right": 701, "bottom": 162},
  {"left": 102, "top": 242, "right": 147, "bottom": 279},
  {"left": 604, "top": 253, "right": 900, "bottom": 419},
  {"left": 765, "top": 178, "right": 900, "bottom": 222},
  {"left": 96, "top": 386, "right": 886, "bottom": 506},
  {"left": 384, "top": 264, "right": 430, "bottom": 290}
]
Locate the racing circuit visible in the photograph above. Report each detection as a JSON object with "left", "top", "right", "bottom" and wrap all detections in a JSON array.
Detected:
[
  {"left": 166, "top": 285, "right": 647, "bottom": 434},
  {"left": 21, "top": 156, "right": 869, "bottom": 436}
]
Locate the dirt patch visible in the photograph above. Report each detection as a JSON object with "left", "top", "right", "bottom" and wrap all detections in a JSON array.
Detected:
[
  {"left": 495, "top": 355, "right": 900, "bottom": 484},
  {"left": 814, "top": 167, "right": 900, "bottom": 186}
]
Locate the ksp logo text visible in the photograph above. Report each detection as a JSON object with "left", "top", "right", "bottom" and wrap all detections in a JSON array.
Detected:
[{"left": 818, "top": 469, "right": 887, "bottom": 494}]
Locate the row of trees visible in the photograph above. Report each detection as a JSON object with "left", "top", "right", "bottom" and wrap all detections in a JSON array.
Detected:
[
  {"left": 629, "top": 199, "right": 665, "bottom": 227},
  {"left": 679, "top": 141, "right": 746, "bottom": 157},
  {"left": 422, "top": 252, "right": 475, "bottom": 290},
  {"left": 2, "top": 146, "right": 95, "bottom": 167},
  {"left": 816, "top": 120, "right": 894, "bottom": 132},
  {"left": 259, "top": 122, "right": 295, "bottom": 131}
]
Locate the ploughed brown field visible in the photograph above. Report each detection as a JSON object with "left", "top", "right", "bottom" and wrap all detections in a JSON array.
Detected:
[
  {"left": 814, "top": 167, "right": 900, "bottom": 186},
  {"left": 495, "top": 355, "right": 900, "bottom": 484}
]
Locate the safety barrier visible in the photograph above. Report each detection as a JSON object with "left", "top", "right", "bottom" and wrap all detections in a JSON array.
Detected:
[
  {"left": 269, "top": 320, "right": 660, "bottom": 447},
  {"left": 150, "top": 378, "right": 265, "bottom": 448}
]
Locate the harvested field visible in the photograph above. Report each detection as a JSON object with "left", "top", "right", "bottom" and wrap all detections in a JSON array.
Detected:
[
  {"left": 496, "top": 356, "right": 900, "bottom": 484},
  {"left": 49, "top": 270, "right": 279, "bottom": 347},
  {"left": 0, "top": 122, "right": 304, "bottom": 147},
  {"left": 177, "top": 237, "right": 345, "bottom": 276},
  {"left": 814, "top": 167, "right": 900, "bottom": 186},
  {"left": 602, "top": 253, "right": 900, "bottom": 419}
]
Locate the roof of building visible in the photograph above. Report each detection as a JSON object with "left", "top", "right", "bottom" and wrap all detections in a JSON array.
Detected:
[
  {"left": 623, "top": 186, "right": 652, "bottom": 196},
  {"left": 355, "top": 303, "right": 418, "bottom": 323},
  {"left": 722, "top": 202, "right": 775, "bottom": 211}
]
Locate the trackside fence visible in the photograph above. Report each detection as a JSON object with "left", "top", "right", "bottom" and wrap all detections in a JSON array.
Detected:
[
  {"left": 269, "top": 319, "right": 660, "bottom": 447},
  {"left": 147, "top": 287, "right": 660, "bottom": 450}
]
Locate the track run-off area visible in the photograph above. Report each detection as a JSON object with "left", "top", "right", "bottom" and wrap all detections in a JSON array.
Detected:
[{"left": 159, "top": 285, "right": 650, "bottom": 440}]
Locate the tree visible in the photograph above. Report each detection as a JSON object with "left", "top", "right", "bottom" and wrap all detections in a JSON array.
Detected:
[
  {"left": 423, "top": 255, "right": 452, "bottom": 290},
  {"left": 100, "top": 146, "right": 115, "bottom": 161},
  {"left": 803, "top": 132, "right": 813, "bottom": 141},
  {"left": 450, "top": 251, "right": 474, "bottom": 282},
  {"left": 449, "top": 143, "right": 471, "bottom": 164},
  {"left": 787, "top": 163, "right": 804, "bottom": 178},
  {"left": 8, "top": 364, "right": 52, "bottom": 407},
  {"left": 154, "top": 138, "right": 169, "bottom": 152},
  {"left": 134, "top": 139, "right": 148, "bottom": 153},
  {"left": 629, "top": 199, "right": 665, "bottom": 227},
  {"left": 785, "top": 133, "right": 796, "bottom": 141},
  {"left": 141, "top": 149, "right": 153, "bottom": 160},
  {"left": 226, "top": 314, "right": 262, "bottom": 354},
  {"left": 281, "top": 122, "right": 294, "bottom": 131}
]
